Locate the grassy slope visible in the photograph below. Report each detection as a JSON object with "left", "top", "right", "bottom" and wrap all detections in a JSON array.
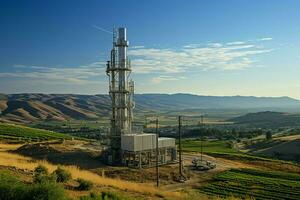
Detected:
[
  {"left": 0, "top": 123, "right": 72, "bottom": 142},
  {"left": 181, "top": 139, "right": 237, "bottom": 154},
  {"left": 246, "top": 134, "right": 300, "bottom": 162},
  {"left": 0, "top": 147, "right": 182, "bottom": 200}
]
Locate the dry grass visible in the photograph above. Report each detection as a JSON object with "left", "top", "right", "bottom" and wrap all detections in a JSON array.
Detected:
[
  {"left": 277, "top": 134, "right": 300, "bottom": 141},
  {"left": 0, "top": 150, "right": 183, "bottom": 199},
  {"left": 0, "top": 100, "right": 8, "bottom": 111},
  {"left": 0, "top": 143, "right": 23, "bottom": 152}
]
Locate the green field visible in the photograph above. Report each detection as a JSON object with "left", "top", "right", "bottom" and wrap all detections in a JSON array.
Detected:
[
  {"left": 0, "top": 123, "right": 72, "bottom": 142},
  {"left": 200, "top": 168, "right": 300, "bottom": 199},
  {"left": 181, "top": 139, "right": 238, "bottom": 154}
]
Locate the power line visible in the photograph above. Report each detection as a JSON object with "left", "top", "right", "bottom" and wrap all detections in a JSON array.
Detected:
[
  {"left": 156, "top": 117, "right": 159, "bottom": 187},
  {"left": 178, "top": 116, "right": 183, "bottom": 177}
]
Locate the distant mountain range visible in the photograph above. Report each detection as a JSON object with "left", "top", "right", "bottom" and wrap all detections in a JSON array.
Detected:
[
  {"left": 134, "top": 93, "right": 300, "bottom": 109},
  {"left": 1, "top": 93, "right": 300, "bottom": 123}
]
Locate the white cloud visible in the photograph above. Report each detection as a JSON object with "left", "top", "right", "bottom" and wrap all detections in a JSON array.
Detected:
[
  {"left": 0, "top": 38, "right": 273, "bottom": 89},
  {"left": 151, "top": 75, "right": 186, "bottom": 84},
  {"left": 259, "top": 37, "right": 273, "bottom": 41},
  {"left": 208, "top": 43, "right": 223, "bottom": 48},
  {"left": 130, "top": 46, "right": 145, "bottom": 49},
  {"left": 226, "top": 41, "right": 246, "bottom": 45},
  {"left": 0, "top": 62, "right": 106, "bottom": 85},
  {"left": 129, "top": 39, "right": 273, "bottom": 73}
]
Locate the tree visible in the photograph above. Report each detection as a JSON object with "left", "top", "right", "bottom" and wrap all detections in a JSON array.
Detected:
[{"left": 266, "top": 131, "right": 272, "bottom": 140}]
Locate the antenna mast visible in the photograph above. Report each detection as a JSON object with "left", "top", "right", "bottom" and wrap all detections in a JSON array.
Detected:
[{"left": 106, "top": 27, "right": 134, "bottom": 163}]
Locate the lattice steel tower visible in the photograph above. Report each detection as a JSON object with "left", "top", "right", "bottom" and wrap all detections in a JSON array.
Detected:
[{"left": 106, "top": 27, "right": 134, "bottom": 163}]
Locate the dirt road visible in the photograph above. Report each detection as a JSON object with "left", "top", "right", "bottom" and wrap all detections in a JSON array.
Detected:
[{"left": 161, "top": 152, "right": 253, "bottom": 191}]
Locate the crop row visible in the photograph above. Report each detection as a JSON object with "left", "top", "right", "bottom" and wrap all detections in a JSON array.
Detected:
[
  {"left": 215, "top": 181, "right": 300, "bottom": 198},
  {"left": 200, "top": 168, "right": 300, "bottom": 200},
  {"left": 231, "top": 168, "right": 300, "bottom": 181},
  {"left": 214, "top": 171, "right": 300, "bottom": 187},
  {"left": 0, "top": 134, "right": 53, "bottom": 142},
  {"left": 202, "top": 182, "right": 299, "bottom": 200},
  {"left": 0, "top": 123, "right": 72, "bottom": 141}
]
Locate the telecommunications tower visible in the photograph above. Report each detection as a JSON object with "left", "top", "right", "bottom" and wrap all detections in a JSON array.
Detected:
[
  {"left": 105, "top": 27, "right": 176, "bottom": 168},
  {"left": 106, "top": 27, "right": 134, "bottom": 163}
]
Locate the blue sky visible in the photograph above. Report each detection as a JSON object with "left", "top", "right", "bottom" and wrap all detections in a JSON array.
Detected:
[{"left": 1, "top": 0, "right": 300, "bottom": 99}]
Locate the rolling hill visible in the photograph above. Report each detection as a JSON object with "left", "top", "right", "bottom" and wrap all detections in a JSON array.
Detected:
[
  {"left": 230, "top": 111, "right": 300, "bottom": 128},
  {"left": 1, "top": 93, "right": 300, "bottom": 123},
  {"left": 135, "top": 93, "right": 300, "bottom": 109},
  {"left": 0, "top": 94, "right": 112, "bottom": 123},
  {"left": 245, "top": 134, "right": 300, "bottom": 162},
  {"left": 258, "top": 135, "right": 300, "bottom": 161}
]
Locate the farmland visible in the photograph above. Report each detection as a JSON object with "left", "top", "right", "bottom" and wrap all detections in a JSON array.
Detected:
[
  {"left": 181, "top": 139, "right": 238, "bottom": 154},
  {"left": 200, "top": 168, "right": 300, "bottom": 199},
  {"left": 0, "top": 123, "right": 72, "bottom": 142},
  {"left": 1, "top": 122, "right": 300, "bottom": 199},
  {"left": 181, "top": 138, "right": 300, "bottom": 173}
]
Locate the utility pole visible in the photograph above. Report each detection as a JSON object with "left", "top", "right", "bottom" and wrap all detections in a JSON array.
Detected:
[
  {"left": 178, "top": 116, "right": 183, "bottom": 177},
  {"left": 200, "top": 115, "right": 204, "bottom": 162},
  {"left": 144, "top": 116, "right": 148, "bottom": 129},
  {"left": 155, "top": 117, "right": 159, "bottom": 187}
]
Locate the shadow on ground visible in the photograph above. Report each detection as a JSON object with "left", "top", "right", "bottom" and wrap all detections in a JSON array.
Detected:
[{"left": 12, "top": 143, "right": 104, "bottom": 169}]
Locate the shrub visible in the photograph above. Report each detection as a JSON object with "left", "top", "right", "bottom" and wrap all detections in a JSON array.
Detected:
[
  {"left": 0, "top": 170, "right": 68, "bottom": 200},
  {"left": 0, "top": 170, "right": 27, "bottom": 200},
  {"left": 77, "top": 178, "right": 93, "bottom": 191},
  {"left": 54, "top": 167, "right": 71, "bottom": 183},
  {"left": 34, "top": 165, "right": 48, "bottom": 176},
  {"left": 34, "top": 173, "right": 57, "bottom": 184},
  {"left": 33, "top": 165, "right": 56, "bottom": 184},
  {"left": 80, "top": 193, "right": 101, "bottom": 200},
  {"left": 28, "top": 181, "right": 69, "bottom": 200},
  {"left": 80, "top": 192, "right": 125, "bottom": 200},
  {"left": 101, "top": 191, "right": 124, "bottom": 200}
]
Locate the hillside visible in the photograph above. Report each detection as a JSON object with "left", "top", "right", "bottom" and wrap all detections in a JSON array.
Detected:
[
  {"left": 0, "top": 94, "right": 112, "bottom": 123},
  {"left": 1, "top": 93, "right": 300, "bottom": 123},
  {"left": 230, "top": 111, "right": 300, "bottom": 128},
  {"left": 247, "top": 134, "right": 300, "bottom": 162},
  {"left": 0, "top": 123, "right": 72, "bottom": 142}
]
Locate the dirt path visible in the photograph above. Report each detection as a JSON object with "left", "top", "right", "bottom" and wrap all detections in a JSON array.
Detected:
[{"left": 161, "top": 153, "right": 253, "bottom": 191}]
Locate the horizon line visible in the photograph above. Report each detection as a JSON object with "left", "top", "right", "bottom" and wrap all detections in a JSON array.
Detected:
[{"left": 1, "top": 92, "right": 299, "bottom": 101}]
